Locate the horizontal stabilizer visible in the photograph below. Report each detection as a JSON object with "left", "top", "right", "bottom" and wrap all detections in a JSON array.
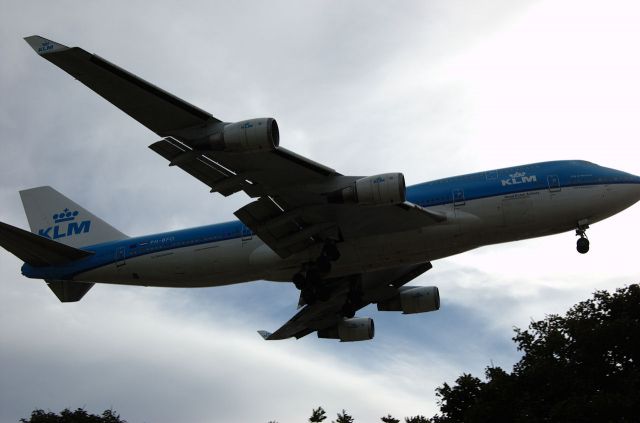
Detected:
[
  {"left": 0, "top": 221, "right": 94, "bottom": 267},
  {"left": 46, "top": 279, "right": 94, "bottom": 302}
]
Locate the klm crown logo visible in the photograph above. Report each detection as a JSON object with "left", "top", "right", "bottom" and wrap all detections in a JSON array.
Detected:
[
  {"left": 38, "top": 208, "right": 91, "bottom": 240},
  {"left": 502, "top": 171, "right": 537, "bottom": 187},
  {"left": 37, "top": 41, "right": 54, "bottom": 53},
  {"left": 53, "top": 208, "right": 79, "bottom": 223}
]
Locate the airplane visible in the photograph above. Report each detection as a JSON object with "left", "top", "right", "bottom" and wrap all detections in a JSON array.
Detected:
[{"left": 1, "top": 36, "right": 639, "bottom": 342}]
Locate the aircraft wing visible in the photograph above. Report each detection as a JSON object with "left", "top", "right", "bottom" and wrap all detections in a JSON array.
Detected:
[
  {"left": 26, "top": 36, "right": 446, "bottom": 258},
  {"left": 24, "top": 36, "right": 219, "bottom": 136},
  {"left": 260, "top": 262, "right": 433, "bottom": 340},
  {"left": 150, "top": 136, "right": 445, "bottom": 257}
]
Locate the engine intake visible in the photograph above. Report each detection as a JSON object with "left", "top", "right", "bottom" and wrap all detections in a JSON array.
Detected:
[
  {"left": 377, "top": 286, "right": 440, "bottom": 314},
  {"left": 201, "top": 118, "right": 279, "bottom": 152},
  {"left": 328, "top": 173, "right": 406, "bottom": 206},
  {"left": 317, "top": 317, "right": 375, "bottom": 341}
]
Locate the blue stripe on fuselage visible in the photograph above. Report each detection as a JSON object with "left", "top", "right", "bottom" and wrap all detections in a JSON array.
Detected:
[
  {"left": 22, "top": 220, "right": 248, "bottom": 280},
  {"left": 407, "top": 160, "right": 640, "bottom": 207},
  {"left": 21, "top": 160, "right": 640, "bottom": 280}
]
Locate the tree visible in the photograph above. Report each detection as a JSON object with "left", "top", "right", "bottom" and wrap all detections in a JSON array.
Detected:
[
  {"left": 332, "top": 409, "right": 354, "bottom": 423},
  {"left": 432, "top": 373, "right": 483, "bottom": 422},
  {"left": 20, "top": 408, "right": 126, "bottom": 423},
  {"left": 381, "top": 415, "right": 399, "bottom": 423},
  {"left": 309, "top": 406, "right": 327, "bottom": 422},
  {"left": 404, "top": 416, "right": 429, "bottom": 423},
  {"left": 429, "top": 284, "right": 640, "bottom": 422}
]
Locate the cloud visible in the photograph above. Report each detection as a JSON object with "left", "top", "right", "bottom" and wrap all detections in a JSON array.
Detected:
[
  {"left": 1, "top": 1, "right": 640, "bottom": 422},
  {"left": 0, "top": 265, "right": 450, "bottom": 422}
]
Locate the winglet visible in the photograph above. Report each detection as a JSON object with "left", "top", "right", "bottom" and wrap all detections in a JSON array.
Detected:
[
  {"left": 24, "top": 35, "right": 69, "bottom": 55},
  {"left": 257, "top": 330, "right": 273, "bottom": 340}
]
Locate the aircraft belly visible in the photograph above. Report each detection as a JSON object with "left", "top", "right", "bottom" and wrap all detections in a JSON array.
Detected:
[{"left": 75, "top": 238, "right": 259, "bottom": 287}]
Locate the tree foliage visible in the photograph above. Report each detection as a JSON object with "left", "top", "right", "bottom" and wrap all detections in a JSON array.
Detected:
[
  {"left": 332, "top": 409, "right": 354, "bottom": 423},
  {"left": 310, "top": 406, "right": 327, "bottom": 422},
  {"left": 381, "top": 415, "right": 399, "bottom": 423},
  {"left": 429, "top": 284, "right": 640, "bottom": 422},
  {"left": 20, "top": 408, "right": 126, "bottom": 423},
  {"left": 404, "top": 416, "right": 429, "bottom": 423}
]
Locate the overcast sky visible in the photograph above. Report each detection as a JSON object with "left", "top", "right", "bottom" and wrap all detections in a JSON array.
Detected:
[{"left": 1, "top": 1, "right": 640, "bottom": 422}]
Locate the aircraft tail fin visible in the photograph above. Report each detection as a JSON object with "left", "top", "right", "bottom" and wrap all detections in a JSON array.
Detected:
[{"left": 19, "top": 186, "right": 128, "bottom": 248}]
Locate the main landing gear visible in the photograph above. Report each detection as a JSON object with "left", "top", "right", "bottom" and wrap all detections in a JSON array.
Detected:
[
  {"left": 576, "top": 224, "right": 590, "bottom": 254},
  {"left": 293, "top": 241, "right": 341, "bottom": 305}
]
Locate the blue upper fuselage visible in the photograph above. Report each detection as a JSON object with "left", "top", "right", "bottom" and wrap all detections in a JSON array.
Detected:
[
  {"left": 22, "top": 160, "right": 640, "bottom": 280},
  {"left": 406, "top": 160, "right": 640, "bottom": 206}
]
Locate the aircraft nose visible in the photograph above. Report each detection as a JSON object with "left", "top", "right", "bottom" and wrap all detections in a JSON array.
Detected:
[
  {"left": 634, "top": 177, "right": 640, "bottom": 202},
  {"left": 630, "top": 174, "right": 640, "bottom": 202}
]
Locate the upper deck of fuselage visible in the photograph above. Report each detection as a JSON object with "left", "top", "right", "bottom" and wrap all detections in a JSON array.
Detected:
[{"left": 407, "top": 160, "right": 640, "bottom": 207}]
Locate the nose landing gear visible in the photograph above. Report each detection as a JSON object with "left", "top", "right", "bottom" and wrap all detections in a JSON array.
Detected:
[{"left": 576, "top": 224, "right": 590, "bottom": 254}]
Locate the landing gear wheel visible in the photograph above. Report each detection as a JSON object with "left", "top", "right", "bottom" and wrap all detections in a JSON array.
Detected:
[
  {"left": 575, "top": 223, "right": 590, "bottom": 254},
  {"left": 577, "top": 237, "right": 590, "bottom": 254}
]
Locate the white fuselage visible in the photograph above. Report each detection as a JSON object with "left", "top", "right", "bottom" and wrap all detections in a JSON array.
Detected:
[{"left": 73, "top": 181, "right": 640, "bottom": 288}]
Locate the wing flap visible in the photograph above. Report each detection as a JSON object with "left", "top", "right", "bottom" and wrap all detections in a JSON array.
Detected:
[
  {"left": 235, "top": 198, "right": 340, "bottom": 258},
  {"left": 265, "top": 300, "right": 346, "bottom": 340},
  {"left": 150, "top": 137, "right": 264, "bottom": 197}
]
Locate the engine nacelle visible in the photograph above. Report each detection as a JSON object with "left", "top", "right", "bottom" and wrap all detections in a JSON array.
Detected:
[
  {"left": 329, "top": 173, "right": 406, "bottom": 206},
  {"left": 317, "top": 317, "right": 375, "bottom": 342},
  {"left": 377, "top": 286, "right": 440, "bottom": 314},
  {"left": 203, "top": 118, "right": 279, "bottom": 152}
]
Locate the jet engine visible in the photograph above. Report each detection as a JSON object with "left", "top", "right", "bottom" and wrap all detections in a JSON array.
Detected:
[
  {"left": 328, "top": 173, "right": 406, "bottom": 206},
  {"left": 317, "top": 317, "right": 375, "bottom": 341},
  {"left": 201, "top": 118, "right": 279, "bottom": 152},
  {"left": 377, "top": 286, "right": 440, "bottom": 314}
]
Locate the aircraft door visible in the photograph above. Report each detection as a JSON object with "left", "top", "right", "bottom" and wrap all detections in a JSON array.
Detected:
[
  {"left": 547, "top": 175, "right": 561, "bottom": 192},
  {"left": 241, "top": 224, "right": 253, "bottom": 246},
  {"left": 115, "top": 246, "right": 126, "bottom": 267},
  {"left": 452, "top": 188, "right": 465, "bottom": 207}
]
